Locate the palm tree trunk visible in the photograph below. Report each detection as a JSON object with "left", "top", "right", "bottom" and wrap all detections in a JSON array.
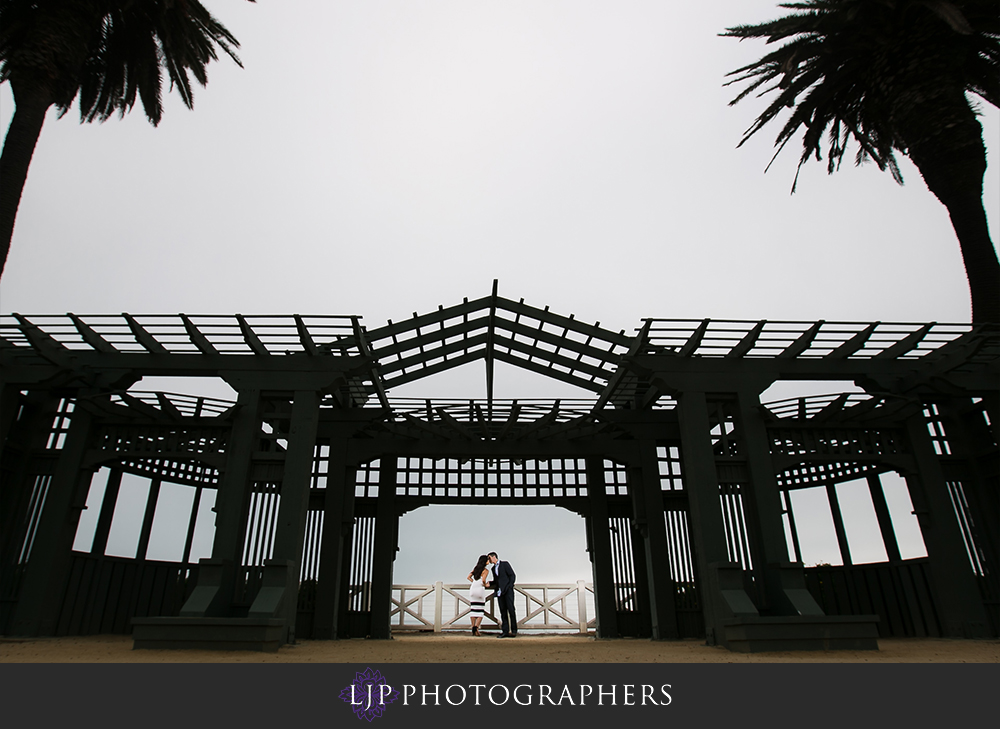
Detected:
[
  {"left": 905, "top": 108, "right": 1000, "bottom": 324},
  {"left": 0, "top": 84, "right": 53, "bottom": 278}
]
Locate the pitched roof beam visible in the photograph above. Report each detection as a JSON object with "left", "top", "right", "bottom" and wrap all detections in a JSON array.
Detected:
[
  {"left": 366, "top": 296, "right": 490, "bottom": 343},
  {"left": 379, "top": 333, "right": 490, "bottom": 384},
  {"left": 496, "top": 318, "right": 622, "bottom": 370},
  {"left": 513, "top": 402, "right": 561, "bottom": 440},
  {"left": 69, "top": 314, "right": 118, "bottom": 353},
  {"left": 401, "top": 413, "right": 455, "bottom": 440},
  {"left": 352, "top": 318, "right": 389, "bottom": 410},
  {"left": 294, "top": 315, "right": 320, "bottom": 356},
  {"left": 496, "top": 296, "right": 632, "bottom": 348},
  {"left": 124, "top": 314, "right": 169, "bottom": 354},
  {"left": 778, "top": 321, "right": 825, "bottom": 359},
  {"left": 677, "top": 319, "right": 711, "bottom": 357},
  {"left": 486, "top": 280, "right": 498, "bottom": 421},
  {"left": 369, "top": 314, "right": 489, "bottom": 361},
  {"left": 13, "top": 314, "right": 71, "bottom": 363},
  {"left": 726, "top": 321, "right": 766, "bottom": 358},
  {"left": 592, "top": 319, "right": 652, "bottom": 412},
  {"left": 473, "top": 402, "right": 493, "bottom": 440},
  {"left": 492, "top": 332, "right": 610, "bottom": 381},
  {"left": 825, "top": 323, "right": 879, "bottom": 359},
  {"left": 497, "top": 402, "right": 522, "bottom": 440},
  {"left": 236, "top": 315, "right": 270, "bottom": 355},
  {"left": 155, "top": 392, "right": 186, "bottom": 420},
  {"left": 435, "top": 408, "right": 481, "bottom": 441},
  {"left": 181, "top": 315, "right": 219, "bottom": 356},
  {"left": 812, "top": 393, "right": 851, "bottom": 423},
  {"left": 493, "top": 350, "right": 604, "bottom": 392},
  {"left": 874, "top": 323, "right": 934, "bottom": 359},
  {"left": 382, "top": 349, "right": 486, "bottom": 390}
]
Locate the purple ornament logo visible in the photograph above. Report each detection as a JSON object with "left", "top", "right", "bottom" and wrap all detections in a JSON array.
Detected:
[{"left": 339, "top": 667, "right": 400, "bottom": 721}]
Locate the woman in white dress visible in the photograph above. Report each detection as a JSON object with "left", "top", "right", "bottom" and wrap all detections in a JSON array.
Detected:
[{"left": 467, "top": 554, "right": 490, "bottom": 636}]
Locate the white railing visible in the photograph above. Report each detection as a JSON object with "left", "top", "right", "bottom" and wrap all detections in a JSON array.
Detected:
[{"left": 389, "top": 581, "right": 596, "bottom": 633}]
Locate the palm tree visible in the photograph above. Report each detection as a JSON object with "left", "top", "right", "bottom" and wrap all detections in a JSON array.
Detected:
[
  {"left": 0, "top": 0, "right": 252, "bottom": 277},
  {"left": 723, "top": 0, "right": 1000, "bottom": 323}
]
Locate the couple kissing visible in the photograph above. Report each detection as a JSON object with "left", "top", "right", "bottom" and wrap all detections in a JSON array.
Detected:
[{"left": 467, "top": 552, "right": 517, "bottom": 637}]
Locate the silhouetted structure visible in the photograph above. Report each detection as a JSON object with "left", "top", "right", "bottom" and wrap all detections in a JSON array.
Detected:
[{"left": 2, "top": 286, "right": 996, "bottom": 651}]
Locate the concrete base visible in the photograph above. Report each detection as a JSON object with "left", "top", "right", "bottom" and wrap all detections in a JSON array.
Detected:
[
  {"left": 721, "top": 615, "right": 880, "bottom": 653},
  {"left": 131, "top": 617, "right": 287, "bottom": 652}
]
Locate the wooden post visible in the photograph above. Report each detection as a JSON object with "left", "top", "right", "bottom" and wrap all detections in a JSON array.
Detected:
[
  {"left": 826, "top": 483, "right": 853, "bottom": 566},
  {"left": 312, "top": 440, "right": 354, "bottom": 639},
  {"left": 269, "top": 389, "right": 320, "bottom": 643},
  {"left": 9, "top": 407, "right": 95, "bottom": 636},
  {"left": 369, "top": 454, "right": 398, "bottom": 639},
  {"left": 677, "top": 391, "right": 732, "bottom": 645},
  {"left": 904, "top": 415, "right": 990, "bottom": 637},
  {"left": 182, "top": 388, "right": 261, "bottom": 617},
  {"left": 90, "top": 468, "right": 122, "bottom": 557},
  {"left": 135, "top": 479, "right": 161, "bottom": 561},
  {"left": 634, "top": 440, "right": 678, "bottom": 639},
  {"left": 585, "top": 456, "right": 618, "bottom": 638},
  {"left": 736, "top": 391, "right": 804, "bottom": 610},
  {"left": 867, "top": 474, "right": 902, "bottom": 563}
]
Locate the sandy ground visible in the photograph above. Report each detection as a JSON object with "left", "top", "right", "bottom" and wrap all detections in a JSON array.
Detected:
[{"left": 2, "top": 632, "right": 998, "bottom": 663}]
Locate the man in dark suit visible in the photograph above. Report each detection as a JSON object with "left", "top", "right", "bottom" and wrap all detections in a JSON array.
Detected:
[{"left": 488, "top": 552, "right": 516, "bottom": 638}]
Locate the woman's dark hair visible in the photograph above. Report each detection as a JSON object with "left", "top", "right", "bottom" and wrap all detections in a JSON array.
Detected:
[{"left": 471, "top": 554, "right": 489, "bottom": 578}]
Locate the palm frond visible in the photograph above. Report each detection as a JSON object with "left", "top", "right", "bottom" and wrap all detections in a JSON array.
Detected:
[{"left": 724, "top": 0, "right": 1000, "bottom": 191}]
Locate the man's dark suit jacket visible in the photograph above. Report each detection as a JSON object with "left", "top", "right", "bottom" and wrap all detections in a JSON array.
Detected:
[{"left": 494, "top": 560, "right": 516, "bottom": 595}]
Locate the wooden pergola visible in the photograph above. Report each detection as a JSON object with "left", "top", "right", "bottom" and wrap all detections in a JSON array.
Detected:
[{"left": 2, "top": 285, "right": 996, "bottom": 651}]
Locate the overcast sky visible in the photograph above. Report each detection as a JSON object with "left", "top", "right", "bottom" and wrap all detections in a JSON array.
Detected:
[{"left": 4, "top": 1, "right": 997, "bottom": 586}]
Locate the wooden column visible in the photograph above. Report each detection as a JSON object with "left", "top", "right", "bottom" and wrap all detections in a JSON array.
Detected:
[
  {"left": 867, "top": 474, "right": 902, "bottom": 563},
  {"left": 9, "top": 407, "right": 95, "bottom": 636},
  {"left": 736, "top": 391, "right": 801, "bottom": 610},
  {"left": 369, "top": 454, "right": 398, "bottom": 639},
  {"left": 269, "top": 390, "right": 321, "bottom": 643},
  {"left": 184, "top": 388, "right": 261, "bottom": 617},
  {"left": 135, "top": 479, "right": 162, "bottom": 561},
  {"left": 633, "top": 441, "right": 678, "bottom": 639},
  {"left": 937, "top": 398, "right": 999, "bottom": 591},
  {"left": 677, "top": 391, "right": 732, "bottom": 644},
  {"left": 826, "top": 483, "right": 853, "bottom": 567},
  {"left": 90, "top": 468, "right": 123, "bottom": 557},
  {"left": 313, "top": 438, "right": 355, "bottom": 639},
  {"left": 904, "top": 416, "right": 990, "bottom": 637},
  {"left": 0, "top": 393, "right": 59, "bottom": 572},
  {"left": 585, "top": 456, "right": 618, "bottom": 638}
]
